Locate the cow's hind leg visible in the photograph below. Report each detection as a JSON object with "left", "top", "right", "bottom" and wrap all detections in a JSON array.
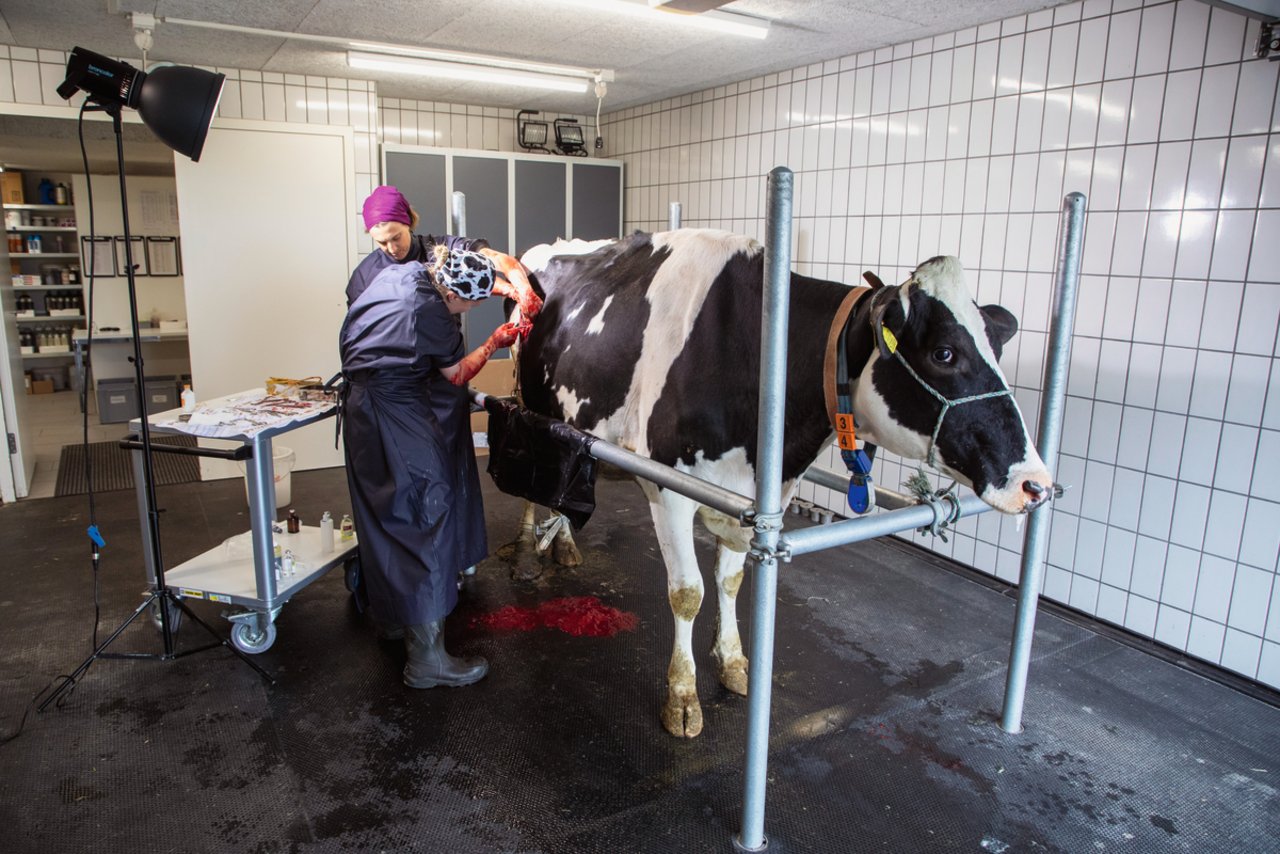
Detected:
[
  {"left": 640, "top": 482, "right": 705, "bottom": 738},
  {"left": 712, "top": 543, "right": 749, "bottom": 696},
  {"left": 497, "top": 501, "right": 544, "bottom": 580}
]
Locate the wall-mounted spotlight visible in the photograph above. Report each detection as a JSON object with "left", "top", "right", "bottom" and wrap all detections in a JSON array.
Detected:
[
  {"left": 554, "top": 118, "right": 587, "bottom": 157},
  {"left": 517, "top": 110, "right": 550, "bottom": 153}
]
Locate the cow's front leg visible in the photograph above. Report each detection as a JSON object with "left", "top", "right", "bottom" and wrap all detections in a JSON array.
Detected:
[
  {"left": 550, "top": 513, "right": 583, "bottom": 567},
  {"left": 712, "top": 543, "right": 749, "bottom": 696},
  {"left": 642, "top": 483, "right": 704, "bottom": 738}
]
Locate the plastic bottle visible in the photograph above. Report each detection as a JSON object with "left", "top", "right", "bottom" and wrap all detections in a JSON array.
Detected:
[
  {"left": 340, "top": 513, "right": 354, "bottom": 542},
  {"left": 180, "top": 383, "right": 195, "bottom": 413},
  {"left": 319, "top": 511, "right": 334, "bottom": 553},
  {"left": 287, "top": 508, "right": 300, "bottom": 534},
  {"left": 25, "top": 234, "right": 41, "bottom": 254},
  {"left": 55, "top": 183, "right": 69, "bottom": 205}
]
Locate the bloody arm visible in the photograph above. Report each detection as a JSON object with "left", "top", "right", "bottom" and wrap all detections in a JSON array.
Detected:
[
  {"left": 478, "top": 247, "right": 542, "bottom": 321},
  {"left": 441, "top": 322, "right": 523, "bottom": 387}
]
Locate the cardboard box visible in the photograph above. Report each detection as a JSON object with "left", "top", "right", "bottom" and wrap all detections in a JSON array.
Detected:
[
  {"left": 469, "top": 357, "right": 516, "bottom": 457},
  {"left": 471, "top": 357, "right": 516, "bottom": 397},
  {"left": 0, "top": 172, "right": 24, "bottom": 205},
  {"left": 29, "top": 379, "right": 54, "bottom": 395}
]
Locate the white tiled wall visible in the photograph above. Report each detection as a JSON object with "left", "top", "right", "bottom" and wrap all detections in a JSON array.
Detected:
[
  {"left": 0, "top": 46, "right": 596, "bottom": 260},
  {"left": 600, "top": 0, "right": 1280, "bottom": 689}
]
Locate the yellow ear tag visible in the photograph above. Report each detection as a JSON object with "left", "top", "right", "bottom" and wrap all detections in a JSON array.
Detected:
[{"left": 881, "top": 327, "right": 898, "bottom": 354}]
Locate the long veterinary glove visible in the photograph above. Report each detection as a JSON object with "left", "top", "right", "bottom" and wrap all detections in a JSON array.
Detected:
[
  {"left": 480, "top": 248, "right": 542, "bottom": 321},
  {"left": 447, "top": 322, "right": 524, "bottom": 386}
]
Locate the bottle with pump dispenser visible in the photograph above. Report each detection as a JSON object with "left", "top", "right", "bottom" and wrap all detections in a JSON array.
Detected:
[{"left": 320, "top": 511, "right": 334, "bottom": 554}]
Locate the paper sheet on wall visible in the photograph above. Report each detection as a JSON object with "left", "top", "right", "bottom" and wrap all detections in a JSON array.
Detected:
[
  {"left": 139, "top": 190, "right": 180, "bottom": 230},
  {"left": 149, "top": 389, "right": 335, "bottom": 439}
]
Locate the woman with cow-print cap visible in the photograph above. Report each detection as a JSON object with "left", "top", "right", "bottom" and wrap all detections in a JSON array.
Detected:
[{"left": 339, "top": 185, "right": 541, "bottom": 690}]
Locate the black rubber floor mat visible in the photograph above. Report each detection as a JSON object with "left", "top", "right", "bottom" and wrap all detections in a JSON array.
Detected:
[{"left": 54, "top": 434, "right": 201, "bottom": 496}]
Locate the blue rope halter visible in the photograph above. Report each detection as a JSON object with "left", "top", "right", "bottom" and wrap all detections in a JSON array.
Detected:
[{"left": 879, "top": 325, "right": 1013, "bottom": 471}]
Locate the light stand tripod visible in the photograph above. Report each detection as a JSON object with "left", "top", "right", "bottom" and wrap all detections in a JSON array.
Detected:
[{"left": 39, "top": 57, "right": 274, "bottom": 712}]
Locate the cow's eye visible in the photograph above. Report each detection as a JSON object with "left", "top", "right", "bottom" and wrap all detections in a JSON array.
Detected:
[{"left": 932, "top": 347, "right": 954, "bottom": 364}]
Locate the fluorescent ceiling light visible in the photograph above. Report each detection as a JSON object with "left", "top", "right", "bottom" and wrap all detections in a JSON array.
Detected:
[
  {"left": 347, "top": 51, "right": 590, "bottom": 92},
  {"left": 348, "top": 42, "right": 611, "bottom": 81},
  {"left": 556, "top": 0, "right": 769, "bottom": 39}
]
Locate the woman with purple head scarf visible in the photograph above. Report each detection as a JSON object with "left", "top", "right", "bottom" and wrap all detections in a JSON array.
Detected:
[{"left": 338, "top": 185, "right": 541, "bottom": 689}]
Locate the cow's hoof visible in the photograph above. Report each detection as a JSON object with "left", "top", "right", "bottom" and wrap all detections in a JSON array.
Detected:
[
  {"left": 498, "top": 537, "right": 545, "bottom": 581},
  {"left": 552, "top": 536, "right": 583, "bottom": 567},
  {"left": 512, "top": 552, "right": 544, "bottom": 581},
  {"left": 718, "top": 656, "right": 749, "bottom": 696},
  {"left": 661, "top": 694, "right": 704, "bottom": 738}
]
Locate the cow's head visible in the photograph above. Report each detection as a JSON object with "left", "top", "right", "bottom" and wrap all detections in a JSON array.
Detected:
[{"left": 851, "top": 256, "right": 1053, "bottom": 514}]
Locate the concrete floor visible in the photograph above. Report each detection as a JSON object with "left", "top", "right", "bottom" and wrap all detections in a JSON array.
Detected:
[{"left": 0, "top": 469, "right": 1277, "bottom": 852}]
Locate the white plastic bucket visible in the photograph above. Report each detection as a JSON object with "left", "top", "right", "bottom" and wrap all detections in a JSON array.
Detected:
[{"left": 238, "top": 445, "right": 296, "bottom": 509}]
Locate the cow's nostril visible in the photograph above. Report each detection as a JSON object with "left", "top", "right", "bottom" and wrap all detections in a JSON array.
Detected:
[{"left": 1023, "top": 480, "right": 1046, "bottom": 497}]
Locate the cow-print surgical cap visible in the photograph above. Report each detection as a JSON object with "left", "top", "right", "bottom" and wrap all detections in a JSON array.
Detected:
[{"left": 437, "top": 249, "right": 495, "bottom": 300}]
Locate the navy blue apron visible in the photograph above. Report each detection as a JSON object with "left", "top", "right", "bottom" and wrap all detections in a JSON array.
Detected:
[{"left": 339, "top": 258, "right": 487, "bottom": 626}]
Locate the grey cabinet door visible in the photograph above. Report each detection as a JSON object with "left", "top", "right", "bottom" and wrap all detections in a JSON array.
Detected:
[
  {"left": 572, "top": 162, "right": 622, "bottom": 241},
  {"left": 385, "top": 151, "right": 447, "bottom": 236},
  {"left": 514, "top": 159, "right": 566, "bottom": 256},
  {"left": 453, "top": 156, "right": 510, "bottom": 252},
  {"left": 452, "top": 156, "right": 510, "bottom": 350}
]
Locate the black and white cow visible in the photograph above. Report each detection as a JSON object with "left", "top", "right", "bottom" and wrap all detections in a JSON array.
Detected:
[{"left": 513, "top": 229, "right": 1052, "bottom": 738}]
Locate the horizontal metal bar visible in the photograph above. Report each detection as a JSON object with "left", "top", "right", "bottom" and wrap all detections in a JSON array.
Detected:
[
  {"left": 800, "top": 465, "right": 920, "bottom": 512},
  {"left": 474, "top": 392, "right": 756, "bottom": 522},
  {"left": 588, "top": 441, "right": 756, "bottom": 520},
  {"left": 781, "top": 493, "right": 992, "bottom": 557},
  {"left": 120, "top": 435, "right": 252, "bottom": 461}
]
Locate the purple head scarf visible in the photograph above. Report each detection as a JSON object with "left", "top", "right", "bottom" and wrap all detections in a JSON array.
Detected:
[{"left": 362, "top": 185, "right": 413, "bottom": 230}]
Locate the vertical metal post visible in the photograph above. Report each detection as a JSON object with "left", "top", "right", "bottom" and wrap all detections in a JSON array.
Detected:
[
  {"left": 1001, "top": 192, "right": 1086, "bottom": 733},
  {"left": 736, "top": 167, "right": 793, "bottom": 853},
  {"left": 247, "top": 433, "right": 279, "bottom": 627},
  {"left": 451, "top": 190, "right": 469, "bottom": 339},
  {"left": 669, "top": 201, "right": 682, "bottom": 230},
  {"left": 451, "top": 190, "right": 467, "bottom": 236}
]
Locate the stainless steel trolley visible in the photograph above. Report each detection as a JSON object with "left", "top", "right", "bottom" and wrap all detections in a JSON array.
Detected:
[{"left": 127, "top": 389, "right": 358, "bottom": 654}]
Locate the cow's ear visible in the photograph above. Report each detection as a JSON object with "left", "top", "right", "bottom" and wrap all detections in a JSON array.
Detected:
[
  {"left": 862, "top": 270, "right": 885, "bottom": 290},
  {"left": 980, "top": 303, "right": 1018, "bottom": 357},
  {"left": 870, "top": 289, "right": 906, "bottom": 359}
]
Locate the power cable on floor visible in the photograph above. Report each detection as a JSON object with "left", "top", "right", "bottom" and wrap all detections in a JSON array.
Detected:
[{"left": 3, "top": 101, "right": 107, "bottom": 745}]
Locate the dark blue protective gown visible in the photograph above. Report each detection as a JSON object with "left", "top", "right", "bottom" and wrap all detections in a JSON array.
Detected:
[{"left": 339, "top": 238, "right": 488, "bottom": 626}]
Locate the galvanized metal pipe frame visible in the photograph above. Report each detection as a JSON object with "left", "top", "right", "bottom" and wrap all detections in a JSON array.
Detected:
[
  {"left": 735, "top": 167, "right": 794, "bottom": 852},
  {"left": 669, "top": 201, "right": 682, "bottom": 229},
  {"left": 479, "top": 176, "right": 1080, "bottom": 849},
  {"left": 1001, "top": 192, "right": 1086, "bottom": 733}
]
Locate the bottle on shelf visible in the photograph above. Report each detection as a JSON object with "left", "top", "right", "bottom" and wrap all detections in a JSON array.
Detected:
[
  {"left": 25, "top": 234, "right": 41, "bottom": 254},
  {"left": 319, "top": 511, "right": 334, "bottom": 554},
  {"left": 55, "top": 183, "right": 69, "bottom": 205}
]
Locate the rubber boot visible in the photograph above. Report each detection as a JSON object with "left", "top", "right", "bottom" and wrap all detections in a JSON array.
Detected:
[{"left": 403, "top": 620, "right": 488, "bottom": 688}]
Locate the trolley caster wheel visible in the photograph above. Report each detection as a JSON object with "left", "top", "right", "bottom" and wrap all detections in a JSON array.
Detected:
[
  {"left": 230, "top": 621, "right": 277, "bottom": 654},
  {"left": 344, "top": 555, "right": 362, "bottom": 593},
  {"left": 151, "top": 598, "right": 183, "bottom": 634}
]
